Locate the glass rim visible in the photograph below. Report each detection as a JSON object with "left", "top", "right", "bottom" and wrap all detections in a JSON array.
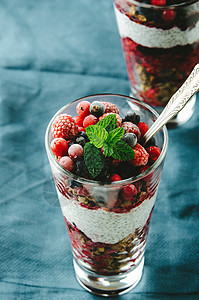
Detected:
[
  {"left": 45, "top": 93, "right": 169, "bottom": 187},
  {"left": 117, "top": 0, "right": 198, "bottom": 9}
]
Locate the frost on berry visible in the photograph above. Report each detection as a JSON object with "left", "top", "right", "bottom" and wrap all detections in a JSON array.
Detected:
[
  {"left": 68, "top": 144, "right": 84, "bottom": 160},
  {"left": 59, "top": 156, "right": 74, "bottom": 171},
  {"left": 122, "top": 122, "right": 141, "bottom": 141},
  {"left": 52, "top": 114, "right": 78, "bottom": 140},
  {"left": 129, "top": 143, "right": 149, "bottom": 166},
  {"left": 50, "top": 138, "right": 69, "bottom": 156},
  {"left": 102, "top": 102, "right": 119, "bottom": 114}
]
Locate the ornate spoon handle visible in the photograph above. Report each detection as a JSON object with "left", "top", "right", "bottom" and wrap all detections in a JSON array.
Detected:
[{"left": 143, "top": 64, "right": 199, "bottom": 145}]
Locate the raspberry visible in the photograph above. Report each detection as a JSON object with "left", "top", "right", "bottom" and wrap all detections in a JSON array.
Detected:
[
  {"left": 68, "top": 144, "right": 84, "bottom": 160},
  {"left": 147, "top": 146, "right": 161, "bottom": 163},
  {"left": 99, "top": 113, "right": 122, "bottom": 127},
  {"left": 73, "top": 115, "right": 84, "bottom": 127},
  {"left": 110, "top": 174, "right": 122, "bottom": 182},
  {"left": 122, "top": 122, "right": 141, "bottom": 141},
  {"left": 76, "top": 101, "right": 90, "bottom": 118},
  {"left": 151, "top": 0, "right": 166, "bottom": 5},
  {"left": 102, "top": 102, "right": 119, "bottom": 114},
  {"left": 120, "top": 184, "right": 137, "bottom": 201},
  {"left": 59, "top": 156, "right": 74, "bottom": 171},
  {"left": 162, "top": 10, "right": 176, "bottom": 22},
  {"left": 138, "top": 122, "right": 149, "bottom": 137},
  {"left": 52, "top": 114, "right": 78, "bottom": 140},
  {"left": 129, "top": 143, "right": 149, "bottom": 166},
  {"left": 83, "top": 114, "right": 98, "bottom": 128},
  {"left": 50, "top": 138, "right": 69, "bottom": 156}
]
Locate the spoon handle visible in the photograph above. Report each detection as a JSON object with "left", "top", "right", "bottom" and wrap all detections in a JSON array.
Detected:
[{"left": 143, "top": 64, "right": 199, "bottom": 145}]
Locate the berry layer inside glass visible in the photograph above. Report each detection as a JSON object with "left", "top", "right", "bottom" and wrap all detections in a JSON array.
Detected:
[
  {"left": 47, "top": 95, "right": 166, "bottom": 276},
  {"left": 114, "top": 0, "right": 199, "bottom": 106}
]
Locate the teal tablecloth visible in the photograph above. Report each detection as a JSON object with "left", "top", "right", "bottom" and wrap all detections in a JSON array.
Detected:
[{"left": 0, "top": 0, "right": 198, "bottom": 299}]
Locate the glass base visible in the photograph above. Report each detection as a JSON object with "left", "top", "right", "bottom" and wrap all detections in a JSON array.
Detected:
[
  {"left": 73, "top": 257, "right": 144, "bottom": 297},
  {"left": 129, "top": 93, "right": 196, "bottom": 128}
]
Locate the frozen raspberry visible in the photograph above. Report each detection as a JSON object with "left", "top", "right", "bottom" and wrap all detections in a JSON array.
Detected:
[
  {"left": 76, "top": 101, "right": 90, "bottom": 118},
  {"left": 59, "top": 156, "right": 74, "bottom": 171},
  {"left": 110, "top": 174, "right": 122, "bottom": 182},
  {"left": 52, "top": 114, "right": 78, "bottom": 140},
  {"left": 68, "top": 144, "right": 84, "bottom": 160},
  {"left": 102, "top": 102, "right": 119, "bottom": 114},
  {"left": 122, "top": 122, "right": 141, "bottom": 141},
  {"left": 83, "top": 114, "right": 98, "bottom": 128},
  {"left": 138, "top": 122, "right": 149, "bottom": 137},
  {"left": 120, "top": 184, "right": 137, "bottom": 201},
  {"left": 73, "top": 115, "right": 84, "bottom": 127},
  {"left": 129, "top": 143, "right": 149, "bottom": 167},
  {"left": 99, "top": 113, "right": 122, "bottom": 127},
  {"left": 50, "top": 138, "right": 69, "bottom": 156},
  {"left": 147, "top": 146, "right": 161, "bottom": 163}
]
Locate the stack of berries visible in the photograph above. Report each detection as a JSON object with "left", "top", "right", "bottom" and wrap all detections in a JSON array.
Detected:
[{"left": 50, "top": 100, "right": 161, "bottom": 183}]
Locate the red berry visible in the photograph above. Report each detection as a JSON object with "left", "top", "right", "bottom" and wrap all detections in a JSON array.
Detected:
[
  {"left": 122, "top": 122, "right": 141, "bottom": 141},
  {"left": 99, "top": 113, "right": 122, "bottom": 127},
  {"left": 129, "top": 143, "right": 149, "bottom": 166},
  {"left": 139, "top": 165, "right": 153, "bottom": 182},
  {"left": 102, "top": 102, "right": 119, "bottom": 114},
  {"left": 78, "top": 126, "right": 86, "bottom": 132},
  {"left": 73, "top": 115, "right": 84, "bottom": 127},
  {"left": 59, "top": 156, "right": 74, "bottom": 171},
  {"left": 76, "top": 101, "right": 90, "bottom": 118},
  {"left": 50, "top": 138, "right": 69, "bottom": 156},
  {"left": 151, "top": 0, "right": 166, "bottom": 6},
  {"left": 83, "top": 114, "right": 98, "bottom": 128},
  {"left": 110, "top": 174, "right": 122, "bottom": 182},
  {"left": 147, "top": 146, "right": 161, "bottom": 163},
  {"left": 138, "top": 122, "right": 149, "bottom": 137},
  {"left": 52, "top": 114, "right": 78, "bottom": 140},
  {"left": 68, "top": 144, "right": 84, "bottom": 159},
  {"left": 162, "top": 10, "right": 176, "bottom": 22},
  {"left": 121, "top": 184, "right": 137, "bottom": 201}
]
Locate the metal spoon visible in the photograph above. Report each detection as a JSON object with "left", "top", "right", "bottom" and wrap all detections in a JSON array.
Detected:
[{"left": 143, "top": 63, "right": 199, "bottom": 145}]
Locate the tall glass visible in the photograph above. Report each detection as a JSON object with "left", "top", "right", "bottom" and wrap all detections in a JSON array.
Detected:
[
  {"left": 113, "top": 0, "right": 199, "bottom": 125},
  {"left": 45, "top": 94, "right": 168, "bottom": 296}
]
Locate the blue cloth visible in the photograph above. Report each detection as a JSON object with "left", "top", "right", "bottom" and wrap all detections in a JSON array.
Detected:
[{"left": 0, "top": 0, "right": 198, "bottom": 299}]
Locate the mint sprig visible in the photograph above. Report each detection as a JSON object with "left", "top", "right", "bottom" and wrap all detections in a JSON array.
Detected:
[{"left": 84, "top": 114, "right": 135, "bottom": 177}]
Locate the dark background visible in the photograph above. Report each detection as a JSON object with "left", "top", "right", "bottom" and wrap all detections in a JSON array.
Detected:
[{"left": 0, "top": 0, "right": 198, "bottom": 299}]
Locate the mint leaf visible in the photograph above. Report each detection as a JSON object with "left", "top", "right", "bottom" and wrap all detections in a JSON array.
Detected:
[
  {"left": 106, "top": 127, "right": 124, "bottom": 146},
  {"left": 86, "top": 125, "right": 108, "bottom": 148},
  {"left": 112, "top": 140, "right": 135, "bottom": 161},
  {"left": 97, "top": 114, "right": 117, "bottom": 132},
  {"left": 103, "top": 142, "right": 114, "bottom": 157},
  {"left": 84, "top": 142, "right": 104, "bottom": 177}
]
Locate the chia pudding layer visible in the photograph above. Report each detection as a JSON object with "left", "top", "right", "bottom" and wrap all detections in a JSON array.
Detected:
[{"left": 114, "top": 1, "right": 199, "bottom": 106}]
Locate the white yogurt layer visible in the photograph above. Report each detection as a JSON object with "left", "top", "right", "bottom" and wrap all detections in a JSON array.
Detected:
[
  {"left": 114, "top": 5, "right": 199, "bottom": 49},
  {"left": 58, "top": 190, "right": 157, "bottom": 244}
]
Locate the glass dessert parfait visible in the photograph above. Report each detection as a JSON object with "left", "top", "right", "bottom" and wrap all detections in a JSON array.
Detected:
[
  {"left": 113, "top": 0, "right": 199, "bottom": 125},
  {"left": 45, "top": 94, "right": 168, "bottom": 296}
]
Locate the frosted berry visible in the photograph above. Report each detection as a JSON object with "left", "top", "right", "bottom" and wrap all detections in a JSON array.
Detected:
[
  {"left": 110, "top": 174, "right": 122, "bottom": 182},
  {"left": 147, "top": 146, "right": 161, "bottom": 163},
  {"left": 76, "top": 101, "right": 90, "bottom": 118},
  {"left": 59, "top": 156, "right": 74, "bottom": 171},
  {"left": 122, "top": 132, "right": 137, "bottom": 147},
  {"left": 83, "top": 114, "right": 98, "bottom": 128},
  {"left": 52, "top": 114, "right": 78, "bottom": 140},
  {"left": 99, "top": 113, "right": 122, "bottom": 127},
  {"left": 73, "top": 115, "right": 84, "bottom": 127},
  {"left": 50, "top": 138, "right": 69, "bottom": 156},
  {"left": 90, "top": 101, "right": 105, "bottom": 117},
  {"left": 68, "top": 144, "right": 84, "bottom": 160},
  {"left": 129, "top": 143, "right": 149, "bottom": 166},
  {"left": 102, "top": 102, "right": 119, "bottom": 114},
  {"left": 120, "top": 184, "right": 137, "bottom": 201},
  {"left": 123, "top": 112, "right": 140, "bottom": 125},
  {"left": 138, "top": 122, "right": 149, "bottom": 137},
  {"left": 122, "top": 122, "right": 141, "bottom": 141}
]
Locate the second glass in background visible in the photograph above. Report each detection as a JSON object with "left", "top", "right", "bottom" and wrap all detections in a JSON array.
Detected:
[{"left": 113, "top": 0, "right": 199, "bottom": 125}]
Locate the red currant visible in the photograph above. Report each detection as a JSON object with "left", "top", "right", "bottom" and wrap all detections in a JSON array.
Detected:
[{"left": 50, "top": 138, "right": 69, "bottom": 156}]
